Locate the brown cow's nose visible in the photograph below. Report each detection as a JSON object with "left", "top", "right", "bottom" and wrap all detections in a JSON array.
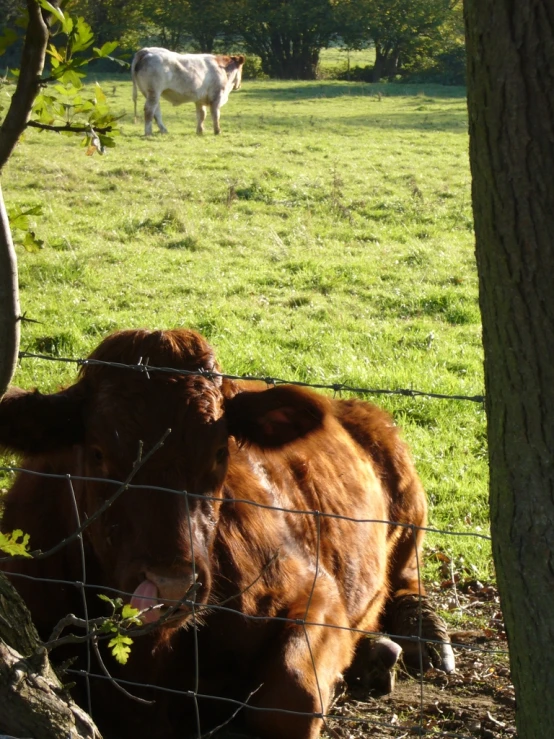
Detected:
[
  {"left": 147, "top": 570, "right": 198, "bottom": 603},
  {"left": 131, "top": 570, "right": 199, "bottom": 623}
]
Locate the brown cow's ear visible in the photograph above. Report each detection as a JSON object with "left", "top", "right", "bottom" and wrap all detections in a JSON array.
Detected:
[
  {"left": 233, "top": 55, "right": 246, "bottom": 66},
  {"left": 225, "top": 385, "right": 328, "bottom": 448},
  {"left": 0, "top": 385, "right": 86, "bottom": 456}
]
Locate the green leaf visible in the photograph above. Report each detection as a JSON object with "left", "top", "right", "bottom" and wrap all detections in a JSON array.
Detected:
[
  {"left": 8, "top": 204, "right": 43, "bottom": 230},
  {"left": 108, "top": 633, "right": 134, "bottom": 665},
  {"left": 22, "top": 230, "right": 44, "bottom": 252},
  {"left": 106, "top": 56, "right": 129, "bottom": 68},
  {"left": 98, "top": 134, "right": 116, "bottom": 148},
  {"left": 61, "top": 15, "right": 74, "bottom": 36},
  {"left": 94, "top": 41, "right": 119, "bottom": 58},
  {"left": 37, "top": 0, "right": 65, "bottom": 25},
  {"left": 94, "top": 83, "right": 106, "bottom": 105},
  {"left": 46, "top": 44, "right": 64, "bottom": 62},
  {"left": 70, "top": 17, "right": 94, "bottom": 53},
  {"left": 121, "top": 604, "right": 140, "bottom": 619},
  {"left": 58, "top": 69, "right": 85, "bottom": 87},
  {"left": 0, "top": 530, "right": 31, "bottom": 557}
]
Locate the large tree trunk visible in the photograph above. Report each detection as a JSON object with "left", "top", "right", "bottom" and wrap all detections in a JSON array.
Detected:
[
  {"left": 261, "top": 34, "right": 320, "bottom": 79},
  {"left": 0, "top": 572, "right": 102, "bottom": 738},
  {"left": 371, "top": 44, "right": 400, "bottom": 83},
  {"left": 464, "top": 2, "right": 554, "bottom": 737}
]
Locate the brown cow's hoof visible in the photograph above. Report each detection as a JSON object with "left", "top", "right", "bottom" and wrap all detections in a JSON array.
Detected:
[
  {"left": 384, "top": 594, "right": 456, "bottom": 674},
  {"left": 345, "top": 636, "right": 403, "bottom": 695}
]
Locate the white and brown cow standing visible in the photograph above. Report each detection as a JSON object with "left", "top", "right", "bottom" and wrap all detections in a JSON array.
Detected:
[{"left": 131, "top": 48, "right": 245, "bottom": 136}]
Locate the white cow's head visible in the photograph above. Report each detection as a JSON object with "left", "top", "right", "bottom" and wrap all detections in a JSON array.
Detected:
[{"left": 230, "top": 55, "right": 245, "bottom": 90}]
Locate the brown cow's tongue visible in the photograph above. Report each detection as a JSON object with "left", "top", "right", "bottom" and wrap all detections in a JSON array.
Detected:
[{"left": 131, "top": 579, "right": 161, "bottom": 623}]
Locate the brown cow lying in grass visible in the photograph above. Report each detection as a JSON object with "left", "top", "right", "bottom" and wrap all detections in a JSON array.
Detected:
[
  {"left": 132, "top": 48, "right": 245, "bottom": 135},
  {"left": 0, "top": 328, "right": 454, "bottom": 739}
]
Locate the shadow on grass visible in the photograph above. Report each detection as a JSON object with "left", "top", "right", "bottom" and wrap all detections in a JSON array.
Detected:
[
  {"left": 227, "top": 107, "right": 468, "bottom": 133},
  {"left": 242, "top": 81, "right": 467, "bottom": 102}
]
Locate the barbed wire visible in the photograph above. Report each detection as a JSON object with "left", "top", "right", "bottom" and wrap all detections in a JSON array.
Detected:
[{"left": 17, "top": 350, "right": 486, "bottom": 403}]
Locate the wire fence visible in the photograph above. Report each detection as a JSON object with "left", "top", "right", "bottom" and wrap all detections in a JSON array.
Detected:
[
  {"left": 17, "top": 350, "right": 486, "bottom": 403},
  {"left": 0, "top": 351, "right": 507, "bottom": 739}
]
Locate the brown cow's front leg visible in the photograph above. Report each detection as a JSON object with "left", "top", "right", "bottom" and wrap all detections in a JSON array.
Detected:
[
  {"left": 384, "top": 590, "right": 455, "bottom": 674},
  {"left": 245, "top": 600, "right": 354, "bottom": 739},
  {"left": 196, "top": 103, "right": 206, "bottom": 135},
  {"left": 384, "top": 525, "right": 455, "bottom": 673}
]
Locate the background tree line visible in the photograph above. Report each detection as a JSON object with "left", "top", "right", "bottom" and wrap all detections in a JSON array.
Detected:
[{"left": 0, "top": 0, "right": 464, "bottom": 83}]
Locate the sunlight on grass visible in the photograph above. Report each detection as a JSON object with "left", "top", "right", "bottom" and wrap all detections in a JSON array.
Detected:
[{"left": 2, "top": 76, "right": 488, "bottom": 576}]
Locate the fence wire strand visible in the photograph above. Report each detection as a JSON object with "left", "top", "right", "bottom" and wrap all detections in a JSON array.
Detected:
[{"left": 17, "top": 350, "right": 486, "bottom": 404}]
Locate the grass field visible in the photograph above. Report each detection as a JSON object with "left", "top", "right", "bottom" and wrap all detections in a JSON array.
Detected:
[{"left": 2, "top": 75, "right": 490, "bottom": 582}]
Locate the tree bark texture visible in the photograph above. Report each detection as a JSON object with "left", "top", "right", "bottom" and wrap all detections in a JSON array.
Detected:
[
  {"left": 0, "top": 184, "right": 20, "bottom": 399},
  {"left": 261, "top": 34, "right": 320, "bottom": 79},
  {"left": 0, "top": 573, "right": 102, "bottom": 738},
  {"left": 0, "top": 1, "right": 49, "bottom": 171},
  {"left": 464, "top": 2, "right": 554, "bottom": 737},
  {"left": 372, "top": 45, "right": 401, "bottom": 82},
  {"left": 0, "top": 0, "right": 52, "bottom": 398}
]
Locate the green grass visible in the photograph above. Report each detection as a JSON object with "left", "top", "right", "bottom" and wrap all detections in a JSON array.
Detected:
[
  {"left": 318, "top": 47, "right": 376, "bottom": 78},
  {"left": 2, "top": 75, "right": 491, "bottom": 580}
]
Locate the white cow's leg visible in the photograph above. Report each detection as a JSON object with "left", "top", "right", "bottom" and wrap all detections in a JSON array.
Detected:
[
  {"left": 210, "top": 101, "right": 221, "bottom": 135},
  {"left": 153, "top": 102, "right": 168, "bottom": 134},
  {"left": 196, "top": 104, "right": 206, "bottom": 135},
  {"left": 144, "top": 93, "right": 164, "bottom": 136}
]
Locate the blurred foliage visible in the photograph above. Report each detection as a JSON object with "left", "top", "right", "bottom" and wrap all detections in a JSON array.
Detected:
[
  {"left": 225, "top": 0, "right": 337, "bottom": 80},
  {"left": 7, "top": 204, "right": 44, "bottom": 252},
  {"left": 0, "top": 0, "right": 466, "bottom": 83},
  {"left": 338, "top": 0, "right": 462, "bottom": 82}
]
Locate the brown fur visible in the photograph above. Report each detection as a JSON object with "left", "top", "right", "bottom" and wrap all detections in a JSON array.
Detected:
[
  {"left": 0, "top": 328, "right": 438, "bottom": 739},
  {"left": 215, "top": 54, "right": 246, "bottom": 71}
]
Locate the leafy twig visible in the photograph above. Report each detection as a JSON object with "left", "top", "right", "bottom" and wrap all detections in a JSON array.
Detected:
[
  {"left": 91, "top": 635, "right": 154, "bottom": 705},
  {"left": 26, "top": 120, "right": 113, "bottom": 134}
]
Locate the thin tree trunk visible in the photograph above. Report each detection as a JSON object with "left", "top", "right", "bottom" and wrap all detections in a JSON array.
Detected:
[
  {"left": 0, "top": 0, "right": 51, "bottom": 398},
  {"left": 0, "top": 1, "right": 100, "bottom": 728},
  {"left": 0, "top": 1, "right": 49, "bottom": 170},
  {"left": 0, "top": 186, "right": 20, "bottom": 399},
  {"left": 465, "top": 2, "right": 554, "bottom": 736}
]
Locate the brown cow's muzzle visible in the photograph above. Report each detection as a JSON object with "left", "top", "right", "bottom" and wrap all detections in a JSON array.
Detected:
[{"left": 130, "top": 569, "right": 201, "bottom": 625}]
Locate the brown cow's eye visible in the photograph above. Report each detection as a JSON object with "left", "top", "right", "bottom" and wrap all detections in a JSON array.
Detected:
[
  {"left": 91, "top": 447, "right": 104, "bottom": 463},
  {"left": 215, "top": 447, "right": 228, "bottom": 464}
]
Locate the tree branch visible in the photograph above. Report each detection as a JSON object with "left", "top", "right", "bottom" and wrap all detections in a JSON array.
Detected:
[
  {"left": 0, "top": 0, "right": 52, "bottom": 172},
  {"left": 26, "top": 121, "right": 114, "bottom": 135}
]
